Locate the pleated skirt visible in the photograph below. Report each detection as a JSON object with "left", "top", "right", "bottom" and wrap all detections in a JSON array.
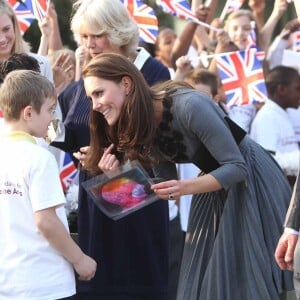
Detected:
[{"left": 177, "top": 136, "right": 295, "bottom": 300}]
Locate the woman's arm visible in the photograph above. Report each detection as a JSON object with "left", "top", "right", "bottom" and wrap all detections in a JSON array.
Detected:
[{"left": 153, "top": 92, "right": 247, "bottom": 199}]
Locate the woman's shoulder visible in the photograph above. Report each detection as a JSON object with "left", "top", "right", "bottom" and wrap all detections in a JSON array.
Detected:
[
  {"left": 136, "top": 47, "right": 171, "bottom": 85},
  {"left": 172, "top": 88, "right": 215, "bottom": 109}
]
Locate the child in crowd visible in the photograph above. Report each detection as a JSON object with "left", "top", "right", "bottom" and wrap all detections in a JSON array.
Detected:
[{"left": 0, "top": 70, "right": 96, "bottom": 300}]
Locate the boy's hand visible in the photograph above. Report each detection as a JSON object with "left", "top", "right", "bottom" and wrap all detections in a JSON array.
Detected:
[{"left": 73, "top": 254, "right": 97, "bottom": 281}]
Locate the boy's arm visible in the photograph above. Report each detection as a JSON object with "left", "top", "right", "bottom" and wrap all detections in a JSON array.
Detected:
[{"left": 34, "top": 206, "right": 97, "bottom": 281}]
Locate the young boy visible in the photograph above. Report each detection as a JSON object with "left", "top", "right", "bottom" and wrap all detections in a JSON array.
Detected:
[{"left": 0, "top": 70, "right": 97, "bottom": 299}]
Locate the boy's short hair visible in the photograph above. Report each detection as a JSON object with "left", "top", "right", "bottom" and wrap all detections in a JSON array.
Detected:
[
  {"left": 0, "top": 53, "right": 40, "bottom": 84},
  {"left": 0, "top": 70, "right": 56, "bottom": 121},
  {"left": 265, "top": 65, "right": 299, "bottom": 97},
  {"left": 184, "top": 68, "right": 219, "bottom": 97}
]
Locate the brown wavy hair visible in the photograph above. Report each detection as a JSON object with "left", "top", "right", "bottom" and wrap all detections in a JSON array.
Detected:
[{"left": 81, "top": 53, "right": 161, "bottom": 174}]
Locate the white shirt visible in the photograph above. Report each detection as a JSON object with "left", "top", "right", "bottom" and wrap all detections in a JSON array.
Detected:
[
  {"left": 266, "top": 36, "right": 289, "bottom": 70},
  {"left": 0, "top": 132, "right": 75, "bottom": 300},
  {"left": 287, "top": 107, "right": 300, "bottom": 143},
  {"left": 250, "top": 99, "right": 300, "bottom": 176}
]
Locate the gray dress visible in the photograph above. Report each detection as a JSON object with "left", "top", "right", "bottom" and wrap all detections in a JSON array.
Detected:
[{"left": 154, "top": 88, "right": 294, "bottom": 300}]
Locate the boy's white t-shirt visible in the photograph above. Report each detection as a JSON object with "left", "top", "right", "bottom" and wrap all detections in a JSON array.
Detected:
[{"left": 0, "top": 132, "right": 75, "bottom": 300}]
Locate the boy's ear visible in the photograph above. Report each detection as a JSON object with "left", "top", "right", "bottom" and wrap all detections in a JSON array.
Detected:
[{"left": 23, "top": 106, "right": 33, "bottom": 121}]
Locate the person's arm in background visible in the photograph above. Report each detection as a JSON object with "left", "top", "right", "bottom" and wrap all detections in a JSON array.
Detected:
[
  {"left": 267, "top": 18, "right": 300, "bottom": 70},
  {"left": 248, "top": 0, "right": 266, "bottom": 30},
  {"left": 38, "top": 17, "right": 50, "bottom": 56},
  {"left": 192, "top": 0, "right": 219, "bottom": 53},
  {"left": 47, "top": 2, "right": 63, "bottom": 53},
  {"left": 171, "top": 3, "right": 211, "bottom": 68},
  {"left": 258, "top": 0, "right": 288, "bottom": 52},
  {"left": 38, "top": 3, "right": 63, "bottom": 56},
  {"left": 173, "top": 55, "right": 193, "bottom": 81}
]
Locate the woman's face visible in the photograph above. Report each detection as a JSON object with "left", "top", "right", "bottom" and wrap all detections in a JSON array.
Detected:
[
  {"left": 227, "top": 15, "right": 252, "bottom": 50},
  {"left": 0, "top": 13, "right": 15, "bottom": 60},
  {"left": 80, "top": 25, "right": 122, "bottom": 58},
  {"left": 84, "top": 76, "right": 130, "bottom": 126}
]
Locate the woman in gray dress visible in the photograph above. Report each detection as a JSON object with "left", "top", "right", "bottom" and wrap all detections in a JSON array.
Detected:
[{"left": 80, "top": 53, "right": 294, "bottom": 300}]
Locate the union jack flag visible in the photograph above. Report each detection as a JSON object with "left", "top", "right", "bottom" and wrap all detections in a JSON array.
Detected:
[
  {"left": 7, "top": 0, "right": 35, "bottom": 34},
  {"left": 27, "top": 0, "right": 49, "bottom": 22},
  {"left": 122, "top": 0, "right": 158, "bottom": 44},
  {"left": 7, "top": 0, "right": 49, "bottom": 34},
  {"left": 292, "top": 30, "right": 300, "bottom": 52},
  {"left": 155, "top": 0, "right": 198, "bottom": 23},
  {"left": 215, "top": 49, "right": 267, "bottom": 107},
  {"left": 59, "top": 151, "right": 78, "bottom": 192}
]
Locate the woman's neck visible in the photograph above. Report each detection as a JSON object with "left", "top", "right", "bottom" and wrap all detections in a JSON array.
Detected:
[
  {"left": 0, "top": 54, "right": 11, "bottom": 61},
  {"left": 127, "top": 50, "right": 138, "bottom": 63}
]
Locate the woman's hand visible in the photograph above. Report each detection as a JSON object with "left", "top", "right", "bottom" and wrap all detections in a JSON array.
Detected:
[
  {"left": 151, "top": 179, "right": 181, "bottom": 200},
  {"left": 98, "top": 144, "right": 120, "bottom": 172}
]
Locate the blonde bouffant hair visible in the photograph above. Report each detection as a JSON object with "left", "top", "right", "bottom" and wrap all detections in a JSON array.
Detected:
[{"left": 71, "top": 0, "right": 139, "bottom": 58}]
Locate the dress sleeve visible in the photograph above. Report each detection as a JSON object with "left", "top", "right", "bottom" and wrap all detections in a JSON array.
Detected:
[{"left": 180, "top": 93, "right": 247, "bottom": 190}]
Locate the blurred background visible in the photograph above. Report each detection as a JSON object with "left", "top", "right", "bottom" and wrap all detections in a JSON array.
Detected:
[{"left": 24, "top": 0, "right": 298, "bottom": 52}]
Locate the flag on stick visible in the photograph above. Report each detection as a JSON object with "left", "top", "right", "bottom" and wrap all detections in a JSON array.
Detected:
[
  {"left": 59, "top": 152, "right": 78, "bottom": 192},
  {"left": 155, "top": 0, "right": 220, "bottom": 32},
  {"left": 215, "top": 49, "right": 267, "bottom": 107},
  {"left": 122, "top": 0, "right": 158, "bottom": 44},
  {"left": 292, "top": 29, "right": 300, "bottom": 52},
  {"left": 7, "top": 0, "right": 49, "bottom": 34},
  {"left": 7, "top": 0, "right": 35, "bottom": 34}
]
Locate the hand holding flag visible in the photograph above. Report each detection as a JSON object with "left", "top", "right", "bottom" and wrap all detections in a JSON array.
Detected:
[{"left": 155, "top": 0, "right": 220, "bottom": 32}]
